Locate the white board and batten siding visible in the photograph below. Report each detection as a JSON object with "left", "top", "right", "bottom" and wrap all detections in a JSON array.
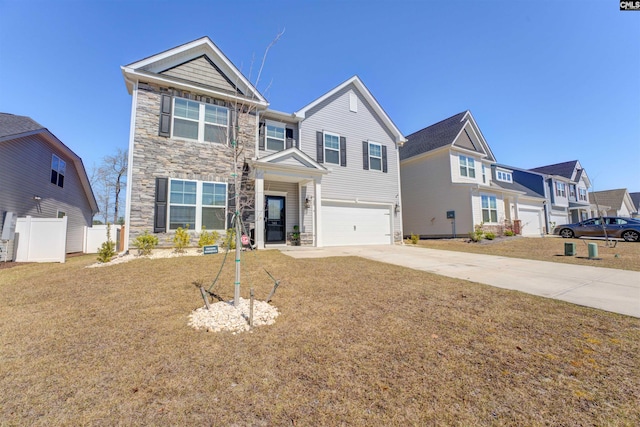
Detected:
[
  {"left": 299, "top": 83, "right": 402, "bottom": 243},
  {"left": 0, "top": 134, "right": 93, "bottom": 253}
]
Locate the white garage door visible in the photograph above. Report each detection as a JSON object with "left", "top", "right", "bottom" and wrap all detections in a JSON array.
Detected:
[
  {"left": 321, "top": 203, "right": 392, "bottom": 246},
  {"left": 518, "top": 208, "right": 543, "bottom": 236},
  {"left": 550, "top": 213, "right": 568, "bottom": 227}
]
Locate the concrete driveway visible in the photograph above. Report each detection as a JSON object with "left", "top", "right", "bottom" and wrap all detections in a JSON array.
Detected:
[{"left": 281, "top": 245, "right": 640, "bottom": 318}]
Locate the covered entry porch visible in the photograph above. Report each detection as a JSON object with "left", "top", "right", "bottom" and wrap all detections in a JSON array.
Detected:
[{"left": 252, "top": 148, "right": 328, "bottom": 249}]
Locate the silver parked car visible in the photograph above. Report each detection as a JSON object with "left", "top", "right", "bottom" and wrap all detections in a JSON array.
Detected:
[{"left": 553, "top": 217, "right": 640, "bottom": 242}]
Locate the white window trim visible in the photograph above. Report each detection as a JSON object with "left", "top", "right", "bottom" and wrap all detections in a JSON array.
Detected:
[
  {"left": 172, "top": 97, "right": 229, "bottom": 144},
  {"left": 368, "top": 141, "right": 382, "bottom": 171},
  {"left": 323, "top": 131, "right": 341, "bottom": 165},
  {"left": 481, "top": 194, "right": 498, "bottom": 224},
  {"left": 496, "top": 170, "right": 512, "bottom": 183},
  {"left": 265, "top": 120, "right": 286, "bottom": 152},
  {"left": 459, "top": 155, "right": 476, "bottom": 178},
  {"left": 168, "top": 179, "right": 228, "bottom": 231},
  {"left": 556, "top": 182, "right": 566, "bottom": 197}
]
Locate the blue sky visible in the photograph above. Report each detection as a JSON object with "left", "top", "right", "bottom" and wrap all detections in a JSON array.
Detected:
[{"left": 1, "top": 0, "right": 639, "bottom": 192}]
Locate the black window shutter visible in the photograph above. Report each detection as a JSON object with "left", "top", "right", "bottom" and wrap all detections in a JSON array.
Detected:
[
  {"left": 154, "top": 177, "right": 168, "bottom": 232},
  {"left": 227, "top": 183, "right": 236, "bottom": 229},
  {"left": 382, "top": 146, "right": 388, "bottom": 173},
  {"left": 316, "top": 131, "right": 324, "bottom": 163},
  {"left": 362, "top": 141, "right": 369, "bottom": 170},
  {"left": 340, "top": 136, "right": 347, "bottom": 167},
  {"left": 159, "top": 94, "right": 172, "bottom": 137},
  {"left": 286, "top": 128, "right": 294, "bottom": 149},
  {"left": 258, "top": 122, "right": 265, "bottom": 150}
]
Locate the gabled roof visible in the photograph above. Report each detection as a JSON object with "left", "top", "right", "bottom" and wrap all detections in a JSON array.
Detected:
[
  {"left": 530, "top": 160, "right": 578, "bottom": 179},
  {"left": 121, "top": 36, "right": 268, "bottom": 108},
  {"left": 630, "top": 192, "right": 640, "bottom": 212},
  {"left": 589, "top": 189, "right": 631, "bottom": 211},
  {"left": 400, "top": 110, "right": 496, "bottom": 162},
  {"left": 0, "top": 113, "right": 98, "bottom": 214},
  {"left": 294, "top": 76, "right": 406, "bottom": 145}
]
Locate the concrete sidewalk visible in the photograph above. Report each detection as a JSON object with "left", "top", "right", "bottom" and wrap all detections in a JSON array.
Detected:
[{"left": 281, "top": 245, "right": 640, "bottom": 318}]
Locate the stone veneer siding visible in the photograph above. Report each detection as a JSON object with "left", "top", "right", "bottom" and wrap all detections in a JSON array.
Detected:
[{"left": 129, "top": 82, "right": 256, "bottom": 247}]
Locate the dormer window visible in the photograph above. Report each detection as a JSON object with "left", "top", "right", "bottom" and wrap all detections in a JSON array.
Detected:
[{"left": 496, "top": 170, "right": 512, "bottom": 183}]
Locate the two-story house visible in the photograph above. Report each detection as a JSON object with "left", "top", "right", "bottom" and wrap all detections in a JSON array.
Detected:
[
  {"left": 400, "top": 111, "right": 545, "bottom": 238},
  {"left": 121, "top": 37, "right": 405, "bottom": 250},
  {"left": 529, "top": 160, "right": 591, "bottom": 226},
  {"left": 0, "top": 113, "right": 98, "bottom": 258}
]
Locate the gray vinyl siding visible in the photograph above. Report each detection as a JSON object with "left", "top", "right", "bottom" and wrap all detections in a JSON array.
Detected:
[
  {"left": 299, "top": 83, "right": 401, "bottom": 236},
  {"left": 160, "top": 56, "right": 236, "bottom": 93},
  {"left": 0, "top": 135, "right": 93, "bottom": 253},
  {"left": 264, "top": 181, "right": 298, "bottom": 233}
]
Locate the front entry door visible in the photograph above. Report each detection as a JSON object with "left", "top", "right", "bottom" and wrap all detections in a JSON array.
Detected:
[{"left": 265, "top": 196, "right": 286, "bottom": 243}]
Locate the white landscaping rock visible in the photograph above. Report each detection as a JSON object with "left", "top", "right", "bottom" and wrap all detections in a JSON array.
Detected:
[{"left": 188, "top": 298, "right": 279, "bottom": 333}]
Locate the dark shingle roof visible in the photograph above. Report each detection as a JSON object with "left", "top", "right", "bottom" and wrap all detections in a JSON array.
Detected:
[
  {"left": 0, "top": 113, "right": 44, "bottom": 139},
  {"left": 529, "top": 160, "right": 578, "bottom": 179},
  {"left": 400, "top": 111, "right": 467, "bottom": 160},
  {"left": 630, "top": 192, "right": 640, "bottom": 212}
]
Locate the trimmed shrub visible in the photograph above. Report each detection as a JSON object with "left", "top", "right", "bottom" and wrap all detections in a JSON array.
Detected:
[
  {"left": 504, "top": 230, "right": 515, "bottom": 237},
  {"left": 97, "top": 224, "right": 116, "bottom": 263},
  {"left": 410, "top": 233, "right": 419, "bottom": 244},
  {"left": 484, "top": 232, "right": 496, "bottom": 240},
  {"left": 198, "top": 227, "right": 220, "bottom": 247},
  {"left": 173, "top": 225, "right": 190, "bottom": 253},
  {"left": 132, "top": 231, "right": 158, "bottom": 255}
]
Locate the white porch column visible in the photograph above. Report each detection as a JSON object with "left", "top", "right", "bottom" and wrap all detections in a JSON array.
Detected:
[
  {"left": 314, "top": 178, "right": 322, "bottom": 247},
  {"left": 255, "top": 171, "right": 265, "bottom": 249}
]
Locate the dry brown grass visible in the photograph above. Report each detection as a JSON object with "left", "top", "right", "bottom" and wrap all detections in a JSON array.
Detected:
[
  {"left": 413, "top": 236, "right": 640, "bottom": 271},
  {"left": 1, "top": 251, "right": 639, "bottom": 425}
]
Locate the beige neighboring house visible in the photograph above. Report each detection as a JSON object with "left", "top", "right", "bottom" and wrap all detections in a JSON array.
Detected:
[
  {"left": 0, "top": 113, "right": 98, "bottom": 254},
  {"left": 400, "top": 111, "right": 545, "bottom": 238},
  {"left": 589, "top": 189, "right": 636, "bottom": 218}
]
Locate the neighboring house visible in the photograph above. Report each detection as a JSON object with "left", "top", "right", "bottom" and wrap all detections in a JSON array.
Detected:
[
  {"left": 589, "top": 189, "right": 636, "bottom": 218},
  {"left": 630, "top": 192, "right": 640, "bottom": 218},
  {"left": 529, "top": 160, "right": 591, "bottom": 226},
  {"left": 0, "top": 113, "right": 98, "bottom": 253},
  {"left": 121, "top": 37, "right": 405, "bottom": 249},
  {"left": 400, "top": 111, "right": 545, "bottom": 238}
]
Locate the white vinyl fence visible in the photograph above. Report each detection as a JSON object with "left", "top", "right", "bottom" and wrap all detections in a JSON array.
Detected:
[
  {"left": 83, "top": 224, "right": 121, "bottom": 254},
  {"left": 14, "top": 216, "right": 67, "bottom": 263}
]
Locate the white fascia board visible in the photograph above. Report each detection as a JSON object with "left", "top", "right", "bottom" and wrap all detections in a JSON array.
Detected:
[
  {"left": 451, "top": 145, "right": 488, "bottom": 159},
  {"left": 461, "top": 111, "right": 497, "bottom": 161},
  {"left": 256, "top": 147, "right": 327, "bottom": 171},
  {"left": 254, "top": 161, "right": 329, "bottom": 177},
  {"left": 294, "top": 76, "right": 406, "bottom": 145},
  {"left": 263, "top": 109, "right": 300, "bottom": 122},
  {"left": 121, "top": 67, "right": 269, "bottom": 109},
  {"left": 124, "top": 37, "right": 267, "bottom": 105}
]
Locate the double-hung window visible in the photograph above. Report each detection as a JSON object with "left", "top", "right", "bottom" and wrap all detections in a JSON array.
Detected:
[
  {"left": 556, "top": 182, "right": 566, "bottom": 197},
  {"left": 368, "top": 142, "right": 382, "bottom": 171},
  {"left": 173, "top": 98, "right": 228, "bottom": 144},
  {"left": 578, "top": 188, "right": 587, "bottom": 201},
  {"left": 266, "top": 122, "right": 285, "bottom": 151},
  {"left": 169, "top": 179, "right": 227, "bottom": 230},
  {"left": 569, "top": 184, "right": 576, "bottom": 199},
  {"left": 481, "top": 195, "right": 498, "bottom": 223},
  {"left": 324, "top": 132, "right": 340, "bottom": 165},
  {"left": 51, "top": 154, "right": 66, "bottom": 188},
  {"left": 459, "top": 155, "right": 476, "bottom": 178}
]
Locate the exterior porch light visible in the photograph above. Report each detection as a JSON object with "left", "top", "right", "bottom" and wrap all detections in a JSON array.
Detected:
[
  {"left": 305, "top": 196, "right": 313, "bottom": 209},
  {"left": 395, "top": 203, "right": 400, "bottom": 214}
]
